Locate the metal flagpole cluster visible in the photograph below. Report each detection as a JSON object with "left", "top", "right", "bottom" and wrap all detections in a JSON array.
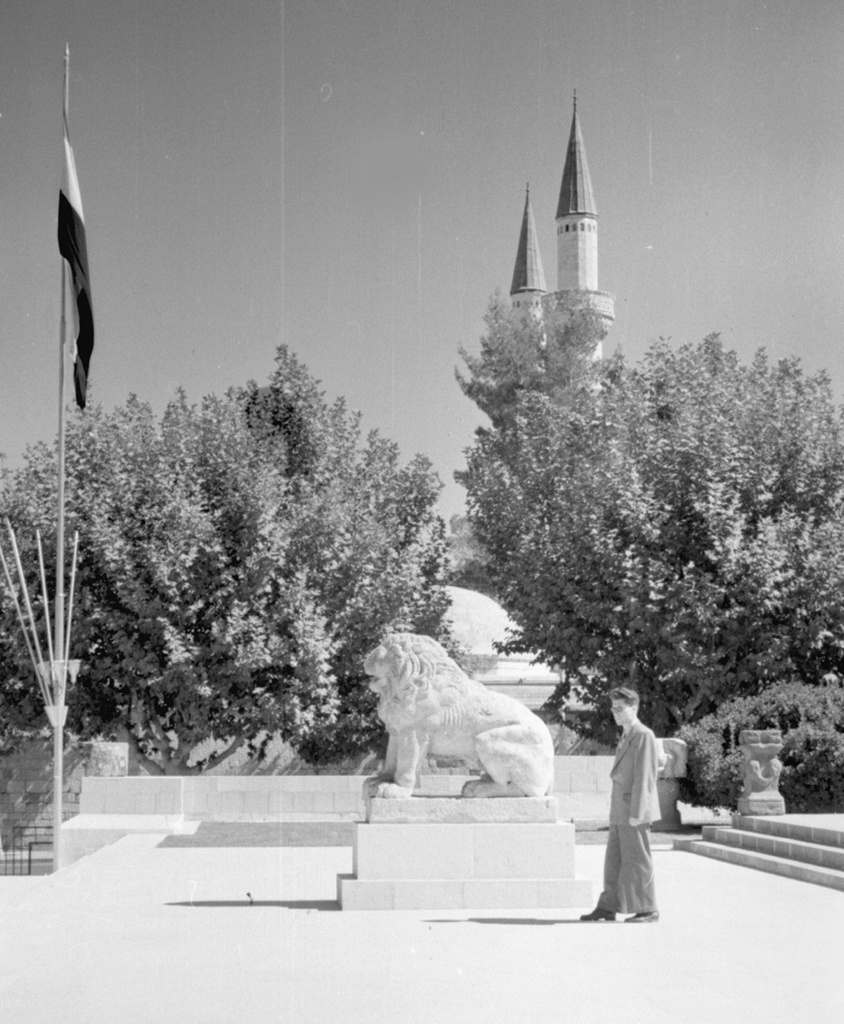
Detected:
[
  {"left": 0, "top": 525, "right": 81, "bottom": 870},
  {"left": 0, "top": 47, "right": 84, "bottom": 873}
]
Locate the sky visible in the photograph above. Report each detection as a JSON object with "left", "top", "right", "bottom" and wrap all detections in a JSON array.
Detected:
[{"left": 2, "top": 0, "right": 844, "bottom": 523}]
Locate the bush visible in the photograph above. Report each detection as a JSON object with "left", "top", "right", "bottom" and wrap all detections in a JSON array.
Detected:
[
  {"left": 780, "top": 725, "right": 844, "bottom": 813},
  {"left": 678, "top": 682, "right": 844, "bottom": 812}
]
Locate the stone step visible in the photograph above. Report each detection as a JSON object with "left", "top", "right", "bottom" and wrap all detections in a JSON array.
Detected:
[
  {"left": 702, "top": 825, "right": 844, "bottom": 873},
  {"left": 673, "top": 837, "right": 844, "bottom": 893},
  {"left": 732, "top": 815, "right": 844, "bottom": 849}
]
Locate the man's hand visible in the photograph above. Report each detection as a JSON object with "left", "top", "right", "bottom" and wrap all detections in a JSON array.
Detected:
[{"left": 629, "top": 817, "right": 642, "bottom": 827}]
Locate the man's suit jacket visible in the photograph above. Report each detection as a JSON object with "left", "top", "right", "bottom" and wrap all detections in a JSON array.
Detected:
[{"left": 608, "top": 718, "right": 661, "bottom": 825}]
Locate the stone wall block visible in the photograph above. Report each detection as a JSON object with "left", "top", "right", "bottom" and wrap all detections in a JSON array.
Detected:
[
  {"left": 24, "top": 782, "right": 51, "bottom": 794},
  {"left": 567, "top": 771, "right": 599, "bottom": 793},
  {"left": 472, "top": 823, "right": 575, "bottom": 878},
  {"left": 356, "top": 823, "right": 475, "bottom": 880}
]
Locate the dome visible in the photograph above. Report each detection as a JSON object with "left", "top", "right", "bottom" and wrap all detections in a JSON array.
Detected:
[
  {"left": 444, "top": 585, "right": 561, "bottom": 710},
  {"left": 444, "top": 585, "right": 514, "bottom": 656}
]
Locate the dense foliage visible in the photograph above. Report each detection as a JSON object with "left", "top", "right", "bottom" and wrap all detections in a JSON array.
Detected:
[
  {"left": 456, "top": 293, "right": 607, "bottom": 433},
  {"left": 459, "top": 322, "right": 844, "bottom": 743},
  {"left": 0, "top": 346, "right": 450, "bottom": 771},
  {"left": 678, "top": 683, "right": 844, "bottom": 813},
  {"left": 446, "top": 514, "right": 496, "bottom": 598}
]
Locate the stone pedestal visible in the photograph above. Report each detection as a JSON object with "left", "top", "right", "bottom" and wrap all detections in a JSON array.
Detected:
[
  {"left": 737, "top": 729, "right": 786, "bottom": 816},
  {"left": 337, "top": 797, "right": 592, "bottom": 911},
  {"left": 656, "top": 779, "right": 681, "bottom": 828},
  {"left": 655, "top": 738, "right": 688, "bottom": 828},
  {"left": 366, "top": 795, "right": 558, "bottom": 824}
]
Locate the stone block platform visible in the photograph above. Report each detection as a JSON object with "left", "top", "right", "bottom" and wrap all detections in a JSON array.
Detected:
[
  {"left": 338, "top": 797, "right": 592, "bottom": 910},
  {"left": 365, "top": 794, "right": 558, "bottom": 823},
  {"left": 60, "top": 813, "right": 193, "bottom": 868}
]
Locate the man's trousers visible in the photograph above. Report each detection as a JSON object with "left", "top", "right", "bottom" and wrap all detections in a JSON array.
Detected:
[{"left": 595, "top": 822, "right": 657, "bottom": 915}]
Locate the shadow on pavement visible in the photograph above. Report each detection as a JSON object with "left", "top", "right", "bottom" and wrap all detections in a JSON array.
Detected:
[
  {"left": 165, "top": 899, "right": 341, "bottom": 911},
  {"left": 159, "top": 821, "right": 356, "bottom": 848},
  {"left": 424, "top": 917, "right": 585, "bottom": 926}
]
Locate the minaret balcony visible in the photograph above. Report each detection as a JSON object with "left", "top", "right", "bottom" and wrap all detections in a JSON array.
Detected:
[{"left": 551, "top": 289, "right": 615, "bottom": 323}]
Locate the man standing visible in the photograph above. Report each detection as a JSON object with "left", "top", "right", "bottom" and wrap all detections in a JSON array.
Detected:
[{"left": 580, "top": 687, "right": 661, "bottom": 923}]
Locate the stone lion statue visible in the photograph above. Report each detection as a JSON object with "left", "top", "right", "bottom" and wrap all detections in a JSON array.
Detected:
[{"left": 363, "top": 633, "right": 554, "bottom": 799}]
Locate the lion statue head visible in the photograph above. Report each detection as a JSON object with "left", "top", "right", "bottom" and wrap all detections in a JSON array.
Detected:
[{"left": 364, "top": 633, "right": 467, "bottom": 726}]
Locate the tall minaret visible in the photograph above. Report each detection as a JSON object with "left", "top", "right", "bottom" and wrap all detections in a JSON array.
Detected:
[
  {"left": 555, "top": 94, "right": 614, "bottom": 339},
  {"left": 509, "top": 184, "right": 546, "bottom": 318}
]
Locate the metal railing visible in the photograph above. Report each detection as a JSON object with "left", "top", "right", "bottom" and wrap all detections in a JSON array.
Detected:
[{"left": 1, "top": 820, "right": 69, "bottom": 875}]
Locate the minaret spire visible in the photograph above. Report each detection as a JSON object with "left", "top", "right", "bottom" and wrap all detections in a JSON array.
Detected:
[
  {"left": 509, "top": 183, "right": 546, "bottom": 317},
  {"left": 556, "top": 98, "right": 597, "bottom": 220},
  {"left": 554, "top": 95, "right": 614, "bottom": 350}
]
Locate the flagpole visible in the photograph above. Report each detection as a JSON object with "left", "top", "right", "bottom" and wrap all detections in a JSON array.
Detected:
[{"left": 52, "top": 45, "right": 71, "bottom": 873}]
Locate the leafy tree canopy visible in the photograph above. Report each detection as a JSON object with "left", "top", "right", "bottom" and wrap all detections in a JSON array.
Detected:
[
  {"left": 446, "top": 514, "right": 496, "bottom": 599},
  {"left": 459, "top": 329, "right": 844, "bottom": 742},
  {"left": 455, "top": 292, "right": 607, "bottom": 433},
  {"left": 0, "top": 346, "right": 451, "bottom": 771}
]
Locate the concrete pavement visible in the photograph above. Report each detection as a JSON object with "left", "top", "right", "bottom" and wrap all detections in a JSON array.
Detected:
[{"left": 1, "top": 829, "right": 842, "bottom": 1024}]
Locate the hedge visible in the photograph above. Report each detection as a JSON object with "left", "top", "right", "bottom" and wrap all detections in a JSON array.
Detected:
[{"left": 677, "top": 682, "right": 844, "bottom": 813}]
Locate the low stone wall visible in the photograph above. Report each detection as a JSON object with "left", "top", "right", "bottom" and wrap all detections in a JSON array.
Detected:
[
  {"left": 0, "top": 740, "right": 88, "bottom": 851},
  {"left": 79, "top": 773, "right": 451, "bottom": 821},
  {"left": 3, "top": 744, "right": 673, "bottom": 856},
  {"left": 551, "top": 755, "right": 613, "bottom": 821},
  {"left": 76, "top": 756, "right": 616, "bottom": 823}
]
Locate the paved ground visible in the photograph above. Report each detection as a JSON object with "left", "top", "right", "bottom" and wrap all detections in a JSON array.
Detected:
[{"left": 1, "top": 823, "right": 842, "bottom": 1024}]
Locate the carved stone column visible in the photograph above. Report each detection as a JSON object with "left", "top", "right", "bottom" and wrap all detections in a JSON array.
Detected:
[{"left": 737, "top": 729, "right": 785, "bottom": 816}]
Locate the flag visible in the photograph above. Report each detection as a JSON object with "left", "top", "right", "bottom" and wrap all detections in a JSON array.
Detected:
[{"left": 58, "top": 114, "right": 94, "bottom": 409}]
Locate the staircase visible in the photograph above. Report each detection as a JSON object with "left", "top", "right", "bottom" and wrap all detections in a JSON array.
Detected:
[{"left": 675, "top": 814, "right": 844, "bottom": 893}]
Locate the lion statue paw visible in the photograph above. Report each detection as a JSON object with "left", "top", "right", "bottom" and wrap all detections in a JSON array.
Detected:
[
  {"left": 373, "top": 782, "right": 414, "bottom": 799},
  {"left": 462, "top": 776, "right": 525, "bottom": 798},
  {"left": 362, "top": 776, "right": 414, "bottom": 800}
]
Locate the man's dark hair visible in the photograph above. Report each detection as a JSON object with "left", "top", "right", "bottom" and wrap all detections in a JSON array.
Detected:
[{"left": 609, "top": 687, "right": 640, "bottom": 708}]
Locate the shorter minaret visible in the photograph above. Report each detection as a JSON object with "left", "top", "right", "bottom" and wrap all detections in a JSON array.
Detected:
[
  {"left": 555, "top": 94, "right": 614, "bottom": 339},
  {"left": 509, "top": 184, "right": 546, "bottom": 318}
]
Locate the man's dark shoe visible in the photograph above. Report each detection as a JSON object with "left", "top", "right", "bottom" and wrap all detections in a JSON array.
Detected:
[
  {"left": 579, "top": 907, "right": 616, "bottom": 922},
  {"left": 625, "top": 911, "right": 659, "bottom": 923}
]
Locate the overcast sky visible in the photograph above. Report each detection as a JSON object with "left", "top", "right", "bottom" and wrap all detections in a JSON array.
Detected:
[{"left": 2, "top": 1, "right": 843, "bottom": 521}]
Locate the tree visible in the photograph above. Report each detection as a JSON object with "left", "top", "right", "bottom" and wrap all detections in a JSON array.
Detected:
[
  {"left": 450, "top": 291, "right": 606, "bottom": 600},
  {"left": 0, "top": 346, "right": 451, "bottom": 770},
  {"left": 446, "top": 514, "right": 496, "bottom": 598},
  {"left": 242, "top": 348, "right": 452, "bottom": 763},
  {"left": 455, "top": 292, "right": 607, "bottom": 433},
  {"left": 459, "top": 332, "right": 844, "bottom": 742}
]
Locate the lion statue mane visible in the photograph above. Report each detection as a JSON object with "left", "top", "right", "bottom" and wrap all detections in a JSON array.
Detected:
[{"left": 363, "top": 632, "right": 554, "bottom": 799}]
